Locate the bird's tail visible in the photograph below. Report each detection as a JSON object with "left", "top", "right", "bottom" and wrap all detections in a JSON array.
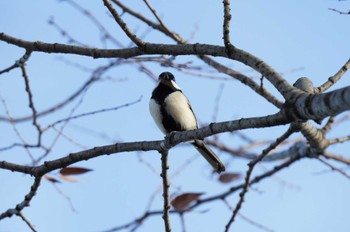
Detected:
[{"left": 192, "top": 140, "right": 225, "bottom": 173}]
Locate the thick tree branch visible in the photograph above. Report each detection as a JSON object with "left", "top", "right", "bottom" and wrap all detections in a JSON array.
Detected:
[
  {"left": 291, "top": 86, "right": 350, "bottom": 121},
  {"left": 0, "top": 32, "right": 292, "bottom": 97},
  {"left": 1, "top": 92, "right": 349, "bottom": 176}
]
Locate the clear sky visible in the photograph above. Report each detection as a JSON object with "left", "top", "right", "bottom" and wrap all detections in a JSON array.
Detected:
[{"left": 1, "top": 0, "right": 350, "bottom": 232}]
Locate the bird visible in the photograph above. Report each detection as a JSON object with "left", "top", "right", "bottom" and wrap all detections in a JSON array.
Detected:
[{"left": 149, "top": 71, "right": 225, "bottom": 173}]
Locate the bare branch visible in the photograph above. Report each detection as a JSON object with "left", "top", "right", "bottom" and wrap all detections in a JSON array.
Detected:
[
  {"left": 317, "top": 157, "right": 350, "bottom": 180},
  {"left": 103, "top": 153, "right": 303, "bottom": 231},
  {"left": 328, "top": 135, "right": 350, "bottom": 145},
  {"left": 160, "top": 149, "right": 171, "bottom": 232},
  {"left": 321, "top": 116, "right": 335, "bottom": 134},
  {"left": 20, "top": 63, "right": 42, "bottom": 146},
  {"left": 223, "top": 0, "right": 234, "bottom": 55},
  {"left": 0, "top": 50, "right": 31, "bottom": 75},
  {"left": 225, "top": 127, "right": 294, "bottom": 231},
  {"left": 142, "top": 0, "right": 183, "bottom": 42},
  {"left": 200, "top": 56, "right": 283, "bottom": 108},
  {"left": 103, "top": 0, "right": 145, "bottom": 47},
  {"left": 316, "top": 59, "right": 350, "bottom": 93},
  {"left": 113, "top": 1, "right": 284, "bottom": 108},
  {"left": 323, "top": 152, "right": 350, "bottom": 165},
  {"left": 17, "top": 212, "right": 37, "bottom": 232},
  {"left": 111, "top": 0, "right": 184, "bottom": 43},
  {"left": 329, "top": 8, "right": 350, "bottom": 15},
  {"left": 62, "top": 0, "right": 124, "bottom": 47},
  {"left": 0, "top": 32, "right": 293, "bottom": 99},
  {"left": 0, "top": 177, "right": 42, "bottom": 220},
  {"left": 44, "top": 95, "right": 142, "bottom": 130}
]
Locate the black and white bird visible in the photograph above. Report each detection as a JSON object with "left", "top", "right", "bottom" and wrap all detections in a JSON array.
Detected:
[{"left": 149, "top": 72, "right": 225, "bottom": 173}]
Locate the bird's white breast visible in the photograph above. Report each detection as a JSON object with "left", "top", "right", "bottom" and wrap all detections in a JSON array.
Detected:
[
  {"left": 164, "top": 91, "right": 197, "bottom": 131},
  {"left": 149, "top": 98, "right": 168, "bottom": 134}
]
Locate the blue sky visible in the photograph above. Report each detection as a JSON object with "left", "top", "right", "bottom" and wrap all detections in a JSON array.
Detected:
[{"left": 1, "top": 0, "right": 350, "bottom": 231}]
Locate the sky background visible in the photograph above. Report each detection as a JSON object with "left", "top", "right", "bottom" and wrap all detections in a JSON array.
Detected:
[{"left": 1, "top": 0, "right": 350, "bottom": 231}]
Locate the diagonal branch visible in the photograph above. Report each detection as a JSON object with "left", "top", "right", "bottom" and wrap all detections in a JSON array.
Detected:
[
  {"left": 0, "top": 50, "right": 31, "bottom": 75},
  {"left": 225, "top": 127, "right": 294, "bottom": 231},
  {"left": 103, "top": 0, "right": 145, "bottom": 47},
  {"left": 112, "top": 1, "right": 283, "bottom": 108},
  {"left": 316, "top": 59, "right": 350, "bottom": 93},
  {"left": 0, "top": 177, "right": 42, "bottom": 220}
]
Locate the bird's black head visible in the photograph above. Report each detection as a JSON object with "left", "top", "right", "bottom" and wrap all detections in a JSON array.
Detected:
[{"left": 159, "top": 72, "right": 175, "bottom": 82}]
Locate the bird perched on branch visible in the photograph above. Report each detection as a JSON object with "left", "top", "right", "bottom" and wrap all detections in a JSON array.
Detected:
[{"left": 149, "top": 72, "right": 225, "bottom": 173}]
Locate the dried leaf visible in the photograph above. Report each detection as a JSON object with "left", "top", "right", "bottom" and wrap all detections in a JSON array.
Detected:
[
  {"left": 60, "top": 167, "right": 92, "bottom": 176},
  {"left": 171, "top": 192, "right": 204, "bottom": 211},
  {"left": 44, "top": 175, "right": 61, "bottom": 183},
  {"left": 219, "top": 172, "right": 241, "bottom": 183},
  {"left": 59, "top": 175, "right": 79, "bottom": 183}
]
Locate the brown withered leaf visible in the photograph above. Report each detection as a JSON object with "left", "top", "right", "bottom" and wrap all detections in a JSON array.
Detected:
[
  {"left": 171, "top": 192, "right": 204, "bottom": 211},
  {"left": 59, "top": 175, "right": 79, "bottom": 183},
  {"left": 59, "top": 167, "right": 92, "bottom": 176},
  {"left": 44, "top": 175, "right": 61, "bottom": 183},
  {"left": 218, "top": 172, "right": 242, "bottom": 183}
]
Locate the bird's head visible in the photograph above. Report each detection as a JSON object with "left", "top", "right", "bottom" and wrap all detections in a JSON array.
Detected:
[
  {"left": 158, "top": 72, "right": 181, "bottom": 90},
  {"left": 159, "top": 72, "right": 175, "bottom": 82}
]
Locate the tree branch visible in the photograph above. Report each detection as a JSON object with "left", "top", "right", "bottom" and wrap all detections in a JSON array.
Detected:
[
  {"left": 160, "top": 149, "right": 171, "bottom": 232},
  {"left": 103, "top": 0, "right": 145, "bottom": 47},
  {"left": 0, "top": 177, "right": 42, "bottom": 220},
  {"left": 225, "top": 127, "right": 294, "bottom": 231},
  {"left": 223, "top": 0, "right": 234, "bottom": 55},
  {"left": 316, "top": 59, "right": 350, "bottom": 93}
]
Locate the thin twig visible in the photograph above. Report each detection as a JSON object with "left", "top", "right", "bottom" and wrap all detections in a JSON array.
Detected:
[
  {"left": 317, "top": 157, "right": 350, "bottom": 180},
  {"left": 34, "top": 86, "right": 90, "bottom": 164},
  {"left": 199, "top": 56, "right": 283, "bottom": 108},
  {"left": 323, "top": 152, "right": 350, "bottom": 165},
  {"left": 225, "top": 128, "right": 295, "bottom": 231},
  {"left": 17, "top": 212, "right": 37, "bottom": 232},
  {"left": 321, "top": 116, "right": 335, "bottom": 134},
  {"left": 222, "top": 198, "right": 275, "bottom": 232},
  {"left": 48, "top": 16, "right": 89, "bottom": 47},
  {"left": 0, "top": 92, "right": 35, "bottom": 160},
  {"left": 212, "top": 83, "right": 225, "bottom": 123},
  {"left": 104, "top": 154, "right": 303, "bottom": 231},
  {"left": 0, "top": 177, "right": 42, "bottom": 220},
  {"left": 316, "top": 59, "right": 350, "bottom": 93},
  {"left": 160, "top": 149, "right": 171, "bottom": 232},
  {"left": 44, "top": 95, "right": 142, "bottom": 130},
  {"left": 62, "top": 0, "right": 124, "bottom": 47},
  {"left": 0, "top": 50, "right": 31, "bottom": 75},
  {"left": 223, "top": 0, "right": 234, "bottom": 55},
  {"left": 328, "top": 8, "right": 350, "bottom": 15},
  {"left": 103, "top": 0, "right": 145, "bottom": 47},
  {"left": 328, "top": 135, "right": 350, "bottom": 145},
  {"left": 142, "top": 0, "right": 183, "bottom": 42},
  {"left": 111, "top": 1, "right": 283, "bottom": 108},
  {"left": 20, "top": 63, "right": 42, "bottom": 146}
]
